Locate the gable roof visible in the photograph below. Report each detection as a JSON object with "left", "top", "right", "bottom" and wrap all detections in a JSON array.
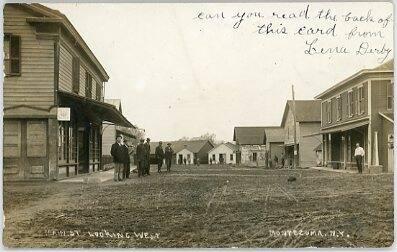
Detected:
[
  {"left": 315, "top": 59, "right": 393, "bottom": 99},
  {"left": 21, "top": 3, "right": 109, "bottom": 81},
  {"left": 233, "top": 127, "right": 266, "bottom": 145},
  {"left": 149, "top": 140, "right": 214, "bottom": 155},
  {"left": 105, "top": 99, "right": 122, "bottom": 113},
  {"left": 209, "top": 142, "right": 239, "bottom": 153},
  {"left": 280, "top": 100, "right": 321, "bottom": 127},
  {"left": 264, "top": 127, "right": 284, "bottom": 143}
]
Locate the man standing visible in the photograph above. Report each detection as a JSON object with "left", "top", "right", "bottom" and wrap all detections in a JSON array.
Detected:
[
  {"left": 111, "top": 135, "right": 125, "bottom": 182},
  {"left": 123, "top": 139, "right": 131, "bottom": 179},
  {"left": 354, "top": 143, "right": 365, "bottom": 174},
  {"left": 144, "top": 138, "right": 151, "bottom": 175},
  {"left": 136, "top": 139, "right": 145, "bottom": 177},
  {"left": 165, "top": 143, "right": 174, "bottom": 172},
  {"left": 155, "top": 141, "right": 165, "bottom": 173}
]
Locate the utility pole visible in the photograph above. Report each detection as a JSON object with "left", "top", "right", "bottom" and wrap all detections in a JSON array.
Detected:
[{"left": 292, "top": 85, "right": 299, "bottom": 169}]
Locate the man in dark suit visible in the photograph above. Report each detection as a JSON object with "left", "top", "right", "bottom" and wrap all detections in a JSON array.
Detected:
[
  {"left": 164, "top": 143, "right": 174, "bottom": 172},
  {"left": 123, "top": 139, "right": 131, "bottom": 179},
  {"left": 144, "top": 138, "right": 151, "bottom": 175},
  {"left": 111, "top": 135, "right": 125, "bottom": 182},
  {"left": 136, "top": 139, "right": 145, "bottom": 177},
  {"left": 155, "top": 141, "right": 165, "bottom": 173}
]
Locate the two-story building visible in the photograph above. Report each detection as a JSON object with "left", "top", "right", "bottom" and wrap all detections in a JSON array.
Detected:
[
  {"left": 315, "top": 60, "right": 394, "bottom": 173},
  {"left": 280, "top": 100, "right": 321, "bottom": 168},
  {"left": 3, "top": 4, "right": 133, "bottom": 180}
]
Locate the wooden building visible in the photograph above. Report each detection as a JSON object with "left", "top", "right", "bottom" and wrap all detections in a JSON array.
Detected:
[
  {"left": 102, "top": 99, "right": 137, "bottom": 165},
  {"left": 208, "top": 142, "right": 238, "bottom": 165},
  {"left": 263, "top": 127, "right": 285, "bottom": 168},
  {"left": 280, "top": 100, "right": 321, "bottom": 168},
  {"left": 3, "top": 4, "right": 132, "bottom": 180},
  {"left": 233, "top": 127, "right": 267, "bottom": 166},
  {"left": 315, "top": 60, "right": 394, "bottom": 173},
  {"left": 149, "top": 140, "right": 214, "bottom": 165}
]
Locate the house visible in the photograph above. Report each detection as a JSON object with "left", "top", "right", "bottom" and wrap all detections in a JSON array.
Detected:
[
  {"left": 280, "top": 100, "right": 322, "bottom": 168},
  {"left": 3, "top": 4, "right": 133, "bottom": 180},
  {"left": 315, "top": 59, "right": 394, "bottom": 173},
  {"left": 149, "top": 140, "right": 214, "bottom": 165},
  {"left": 102, "top": 99, "right": 137, "bottom": 166},
  {"left": 208, "top": 142, "right": 238, "bottom": 165},
  {"left": 233, "top": 127, "right": 266, "bottom": 166},
  {"left": 263, "top": 127, "right": 285, "bottom": 168}
]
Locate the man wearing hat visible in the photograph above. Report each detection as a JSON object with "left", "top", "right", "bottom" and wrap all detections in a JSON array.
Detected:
[
  {"left": 155, "top": 141, "right": 165, "bottom": 173},
  {"left": 110, "top": 135, "right": 125, "bottom": 181},
  {"left": 144, "top": 138, "right": 151, "bottom": 175},
  {"left": 164, "top": 143, "right": 174, "bottom": 172},
  {"left": 136, "top": 139, "right": 145, "bottom": 177}
]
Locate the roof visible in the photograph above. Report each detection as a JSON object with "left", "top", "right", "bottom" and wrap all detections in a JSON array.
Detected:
[
  {"left": 209, "top": 142, "right": 239, "bottom": 153},
  {"left": 315, "top": 59, "right": 393, "bottom": 99},
  {"left": 280, "top": 100, "right": 321, "bottom": 127},
  {"left": 233, "top": 127, "right": 266, "bottom": 145},
  {"left": 149, "top": 140, "right": 214, "bottom": 155},
  {"left": 379, "top": 112, "right": 394, "bottom": 123},
  {"left": 264, "top": 127, "right": 284, "bottom": 143},
  {"left": 105, "top": 99, "right": 122, "bottom": 113},
  {"left": 22, "top": 3, "right": 109, "bottom": 81}
]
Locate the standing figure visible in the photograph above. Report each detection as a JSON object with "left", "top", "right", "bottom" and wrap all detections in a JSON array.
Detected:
[
  {"left": 136, "top": 139, "right": 145, "bottom": 177},
  {"left": 122, "top": 139, "right": 131, "bottom": 179},
  {"left": 110, "top": 135, "right": 125, "bottom": 182},
  {"left": 274, "top": 155, "right": 279, "bottom": 167},
  {"left": 144, "top": 138, "right": 151, "bottom": 175},
  {"left": 210, "top": 157, "right": 213, "bottom": 165},
  {"left": 165, "top": 143, "right": 174, "bottom": 172},
  {"left": 155, "top": 141, "right": 165, "bottom": 173},
  {"left": 196, "top": 157, "right": 200, "bottom": 166},
  {"left": 183, "top": 157, "right": 187, "bottom": 165},
  {"left": 354, "top": 143, "right": 365, "bottom": 174}
]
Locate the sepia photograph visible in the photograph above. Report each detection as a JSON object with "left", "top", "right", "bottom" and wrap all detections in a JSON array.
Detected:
[{"left": 1, "top": 1, "right": 394, "bottom": 248}]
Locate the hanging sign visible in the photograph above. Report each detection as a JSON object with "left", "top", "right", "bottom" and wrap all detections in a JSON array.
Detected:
[{"left": 57, "top": 107, "right": 70, "bottom": 121}]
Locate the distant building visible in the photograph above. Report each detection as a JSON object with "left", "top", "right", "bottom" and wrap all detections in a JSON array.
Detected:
[
  {"left": 233, "top": 127, "right": 266, "bottom": 166},
  {"left": 280, "top": 100, "right": 321, "bottom": 168},
  {"left": 150, "top": 140, "right": 214, "bottom": 165},
  {"left": 102, "top": 99, "right": 137, "bottom": 166},
  {"left": 264, "top": 127, "right": 285, "bottom": 168},
  {"left": 315, "top": 59, "right": 394, "bottom": 173},
  {"left": 208, "top": 142, "right": 238, "bottom": 165}
]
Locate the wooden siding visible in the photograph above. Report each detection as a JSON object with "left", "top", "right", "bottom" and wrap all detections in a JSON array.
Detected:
[
  {"left": 58, "top": 35, "right": 103, "bottom": 100},
  {"left": 3, "top": 5, "right": 54, "bottom": 110}
]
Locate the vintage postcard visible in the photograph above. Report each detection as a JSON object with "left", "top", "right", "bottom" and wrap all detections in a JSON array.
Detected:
[{"left": 2, "top": 1, "right": 394, "bottom": 248}]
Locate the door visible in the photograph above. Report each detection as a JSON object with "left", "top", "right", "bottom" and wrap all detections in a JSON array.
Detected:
[
  {"left": 3, "top": 120, "right": 48, "bottom": 180},
  {"left": 388, "top": 134, "right": 394, "bottom": 172},
  {"left": 78, "top": 127, "right": 89, "bottom": 173},
  {"left": 252, "top": 152, "right": 257, "bottom": 162},
  {"left": 178, "top": 154, "right": 183, "bottom": 164}
]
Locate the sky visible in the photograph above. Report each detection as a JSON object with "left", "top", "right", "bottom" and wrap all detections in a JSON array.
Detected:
[{"left": 46, "top": 2, "right": 393, "bottom": 142}]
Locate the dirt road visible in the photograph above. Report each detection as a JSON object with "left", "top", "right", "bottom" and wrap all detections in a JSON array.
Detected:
[{"left": 3, "top": 165, "right": 394, "bottom": 248}]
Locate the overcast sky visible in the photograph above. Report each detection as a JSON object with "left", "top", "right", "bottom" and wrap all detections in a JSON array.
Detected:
[{"left": 46, "top": 2, "right": 393, "bottom": 142}]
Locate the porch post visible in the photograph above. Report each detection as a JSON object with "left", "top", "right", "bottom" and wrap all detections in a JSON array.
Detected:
[
  {"left": 367, "top": 124, "right": 372, "bottom": 167},
  {"left": 328, "top": 133, "right": 332, "bottom": 164},
  {"left": 342, "top": 134, "right": 347, "bottom": 169},
  {"left": 374, "top": 131, "right": 379, "bottom": 166},
  {"left": 323, "top": 134, "right": 327, "bottom": 166}
]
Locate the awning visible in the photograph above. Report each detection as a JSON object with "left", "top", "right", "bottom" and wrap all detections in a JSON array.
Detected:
[
  {"left": 320, "top": 120, "right": 368, "bottom": 134},
  {"left": 58, "top": 91, "right": 134, "bottom": 127},
  {"left": 116, "top": 126, "right": 136, "bottom": 139}
]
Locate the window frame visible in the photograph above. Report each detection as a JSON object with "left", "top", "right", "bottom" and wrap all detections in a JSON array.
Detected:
[
  {"left": 387, "top": 81, "right": 394, "bottom": 110},
  {"left": 4, "top": 33, "right": 21, "bottom": 76},
  {"left": 85, "top": 71, "right": 93, "bottom": 98},
  {"left": 348, "top": 90, "right": 354, "bottom": 117},
  {"left": 327, "top": 100, "right": 332, "bottom": 124},
  {"left": 72, "top": 57, "right": 80, "bottom": 94},
  {"left": 336, "top": 95, "right": 342, "bottom": 121},
  {"left": 357, "top": 85, "right": 365, "bottom": 115}
]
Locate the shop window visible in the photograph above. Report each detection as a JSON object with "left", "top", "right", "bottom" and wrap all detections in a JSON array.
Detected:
[
  {"left": 58, "top": 122, "right": 69, "bottom": 162},
  {"left": 4, "top": 121, "right": 21, "bottom": 157},
  {"left": 4, "top": 34, "right": 21, "bottom": 76},
  {"left": 387, "top": 82, "right": 393, "bottom": 110}
]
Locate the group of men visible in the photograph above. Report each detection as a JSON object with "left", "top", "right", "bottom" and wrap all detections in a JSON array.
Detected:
[
  {"left": 135, "top": 139, "right": 175, "bottom": 177},
  {"left": 110, "top": 135, "right": 133, "bottom": 181}
]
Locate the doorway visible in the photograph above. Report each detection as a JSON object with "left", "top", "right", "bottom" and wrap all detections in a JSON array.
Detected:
[{"left": 78, "top": 127, "right": 89, "bottom": 173}]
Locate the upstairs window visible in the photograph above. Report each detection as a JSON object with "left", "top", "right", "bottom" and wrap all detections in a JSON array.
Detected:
[
  {"left": 4, "top": 34, "right": 21, "bottom": 76},
  {"left": 387, "top": 82, "right": 393, "bottom": 110},
  {"left": 72, "top": 57, "right": 80, "bottom": 93},
  {"left": 327, "top": 100, "right": 332, "bottom": 123},
  {"left": 96, "top": 81, "right": 102, "bottom": 101},
  {"left": 358, "top": 86, "right": 365, "bottom": 114},
  {"left": 336, "top": 96, "right": 342, "bottom": 121},
  {"left": 348, "top": 90, "right": 354, "bottom": 117},
  {"left": 85, "top": 71, "right": 92, "bottom": 98}
]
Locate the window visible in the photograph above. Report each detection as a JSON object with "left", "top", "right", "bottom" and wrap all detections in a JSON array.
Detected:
[
  {"left": 85, "top": 71, "right": 92, "bottom": 98},
  {"left": 4, "top": 121, "right": 21, "bottom": 157},
  {"left": 230, "top": 154, "right": 233, "bottom": 161},
  {"left": 72, "top": 57, "right": 80, "bottom": 93},
  {"left": 212, "top": 154, "right": 215, "bottom": 160},
  {"left": 358, "top": 86, "right": 365, "bottom": 114},
  {"left": 58, "top": 122, "right": 69, "bottom": 162},
  {"left": 387, "top": 82, "right": 393, "bottom": 110},
  {"left": 252, "top": 152, "right": 257, "bottom": 162},
  {"left": 348, "top": 90, "right": 354, "bottom": 117},
  {"left": 327, "top": 100, "right": 332, "bottom": 123},
  {"left": 96, "top": 81, "right": 102, "bottom": 101},
  {"left": 4, "top": 34, "right": 21, "bottom": 76},
  {"left": 336, "top": 96, "right": 342, "bottom": 121}
]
